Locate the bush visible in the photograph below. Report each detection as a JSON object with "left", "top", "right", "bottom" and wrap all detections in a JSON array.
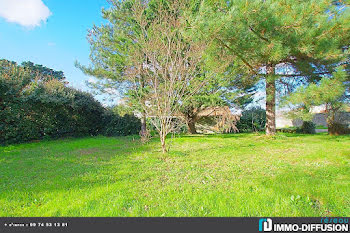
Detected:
[
  {"left": 102, "top": 110, "right": 141, "bottom": 136},
  {"left": 0, "top": 60, "right": 140, "bottom": 145},
  {"left": 236, "top": 107, "right": 266, "bottom": 133},
  {"left": 277, "top": 123, "right": 316, "bottom": 134},
  {"left": 298, "top": 121, "right": 316, "bottom": 134},
  {"left": 0, "top": 76, "right": 106, "bottom": 144},
  {"left": 277, "top": 127, "right": 298, "bottom": 133},
  {"left": 328, "top": 122, "right": 350, "bottom": 135}
]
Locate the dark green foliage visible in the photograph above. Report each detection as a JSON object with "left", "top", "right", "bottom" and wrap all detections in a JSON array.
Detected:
[
  {"left": 102, "top": 110, "right": 141, "bottom": 136},
  {"left": 0, "top": 74, "right": 104, "bottom": 144},
  {"left": 284, "top": 68, "right": 349, "bottom": 135},
  {"left": 278, "top": 123, "right": 318, "bottom": 134},
  {"left": 0, "top": 60, "right": 140, "bottom": 145},
  {"left": 277, "top": 127, "right": 298, "bottom": 133},
  {"left": 328, "top": 122, "right": 350, "bottom": 135},
  {"left": 21, "top": 61, "right": 65, "bottom": 81},
  {"left": 298, "top": 121, "right": 316, "bottom": 134},
  {"left": 236, "top": 107, "right": 266, "bottom": 132},
  {"left": 189, "top": 0, "right": 350, "bottom": 135},
  {"left": 278, "top": 123, "right": 316, "bottom": 134}
]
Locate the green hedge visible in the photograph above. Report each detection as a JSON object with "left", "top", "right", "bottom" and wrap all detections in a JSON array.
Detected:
[
  {"left": 102, "top": 110, "right": 141, "bottom": 136},
  {"left": 277, "top": 122, "right": 316, "bottom": 134},
  {"left": 0, "top": 60, "right": 140, "bottom": 145},
  {"left": 299, "top": 121, "right": 316, "bottom": 134}
]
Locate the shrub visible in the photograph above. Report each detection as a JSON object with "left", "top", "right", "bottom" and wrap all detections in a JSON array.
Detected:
[
  {"left": 102, "top": 110, "right": 141, "bottom": 136},
  {"left": 328, "top": 122, "right": 350, "bottom": 135},
  {"left": 277, "top": 127, "right": 298, "bottom": 133},
  {"left": 298, "top": 121, "right": 316, "bottom": 134},
  {"left": 0, "top": 76, "right": 106, "bottom": 144},
  {"left": 0, "top": 60, "right": 141, "bottom": 145}
]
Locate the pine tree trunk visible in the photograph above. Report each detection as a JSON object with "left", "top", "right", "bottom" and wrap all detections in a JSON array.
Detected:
[{"left": 265, "top": 64, "right": 276, "bottom": 135}]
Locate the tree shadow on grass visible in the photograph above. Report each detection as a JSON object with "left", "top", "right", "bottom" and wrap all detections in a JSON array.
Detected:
[
  {"left": 167, "top": 151, "right": 190, "bottom": 157},
  {"left": 281, "top": 133, "right": 323, "bottom": 138},
  {"left": 282, "top": 132, "right": 350, "bottom": 140},
  {"left": 0, "top": 136, "right": 155, "bottom": 195},
  {"left": 258, "top": 166, "right": 350, "bottom": 216},
  {"left": 178, "top": 133, "right": 258, "bottom": 140}
]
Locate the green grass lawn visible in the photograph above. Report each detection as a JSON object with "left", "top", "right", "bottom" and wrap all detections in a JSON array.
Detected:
[{"left": 0, "top": 133, "right": 349, "bottom": 217}]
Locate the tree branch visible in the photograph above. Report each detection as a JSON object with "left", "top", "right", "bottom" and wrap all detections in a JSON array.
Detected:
[
  {"left": 249, "top": 26, "right": 269, "bottom": 43},
  {"left": 215, "top": 38, "right": 256, "bottom": 73}
]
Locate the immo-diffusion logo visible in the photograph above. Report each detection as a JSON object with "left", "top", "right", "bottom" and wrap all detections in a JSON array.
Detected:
[
  {"left": 259, "top": 218, "right": 273, "bottom": 232},
  {"left": 258, "top": 218, "right": 349, "bottom": 232}
]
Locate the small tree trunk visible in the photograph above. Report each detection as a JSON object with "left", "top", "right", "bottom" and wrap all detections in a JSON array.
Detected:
[
  {"left": 265, "top": 64, "right": 276, "bottom": 135},
  {"left": 160, "top": 132, "right": 167, "bottom": 153},
  {"left": 139, "top": 79, "right": 148, "bottom": 139},
  {"left": 140, "top": 112, "right": 147, "bottom": 137}
]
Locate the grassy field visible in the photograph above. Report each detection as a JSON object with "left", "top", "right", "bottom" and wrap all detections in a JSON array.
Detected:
[{"left": 0, "top": 133, "right": 349, "bottom": 217}]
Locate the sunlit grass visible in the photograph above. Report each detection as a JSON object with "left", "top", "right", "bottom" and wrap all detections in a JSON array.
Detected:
[{"left": 0, "top": 133, "right": 349, "bottom": 217}]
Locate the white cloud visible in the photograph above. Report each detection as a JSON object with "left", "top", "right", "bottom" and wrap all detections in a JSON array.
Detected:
[{"left": 0, "top": 0, "right": 51, "bottom": 27}]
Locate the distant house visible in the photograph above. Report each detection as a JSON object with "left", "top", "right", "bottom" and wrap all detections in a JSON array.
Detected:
[{"left": 276, "top": 105, "right": 350, "bottom": 128}]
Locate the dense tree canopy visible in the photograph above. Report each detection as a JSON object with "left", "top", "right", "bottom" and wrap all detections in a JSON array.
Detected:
[
  {"left": 79, "top": 0, "right": 256, "bottom": 142},
  {"left": 77, "top": 0, "right": 151, "bottom": 138},
  {"left": 79, "top": 0, "right": 209, "bottom": 151},
  {"left": 179, "top": 77, "right": 255, "bottom": 134},
  {"left": 284, "top": 67, "right": 350, "bottom": 134},
  {"left": 188, "top": 0, "right": 350, "bottom": 135},
  {"left": 236, "top": 107, "right": 266, "bottom": 133},
  {"left": 21, "top": 61, "right": 66, "bottom": 81},
  {"left": 76, "top": 0, "right": 350, "bottom": 152}
]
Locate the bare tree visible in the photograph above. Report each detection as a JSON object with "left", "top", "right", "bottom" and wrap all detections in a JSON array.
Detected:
[{"left": 126, "top": 0, "right": 207, "bottom": 153}]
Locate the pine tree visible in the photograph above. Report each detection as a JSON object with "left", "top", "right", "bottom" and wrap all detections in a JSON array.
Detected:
[
  {"left": 189, "top": 0, "right": 350, "bottom": 135},
  {"left": 76, "top": 0, "right": 150, "bottom": 139},
  {"left": 179, "top": 74, "right": 255, "bottom": 134},
  {"left": 284, "top": 67, "right": 349, "bottom": 135}
]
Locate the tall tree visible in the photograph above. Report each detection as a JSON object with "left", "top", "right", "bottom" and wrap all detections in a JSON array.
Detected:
[
  {"left": 189, "top": 0, "right": 350, "bottom": 135},
  {"left": 76, "top": 0, "right": 150, "bottom": 139},
  {"left": 125, "top": 0, "right": 207, "bottom": 153},
  {"left": 284, "top": 67, "right": 350, "bottom": 134},
  {"left": 78, "top": 0, "right": 209, "bottom": 151},
  {"left": 179, "top": 77, "right": 255, "bottom": 134}
]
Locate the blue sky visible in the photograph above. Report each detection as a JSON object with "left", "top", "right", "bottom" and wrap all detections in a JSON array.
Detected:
[
  {"left": 0, "top": 0, "right": 265, "bottom": 108},
  {"left": 0, "top": 0, "right": 117, "bottom": 104}
]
